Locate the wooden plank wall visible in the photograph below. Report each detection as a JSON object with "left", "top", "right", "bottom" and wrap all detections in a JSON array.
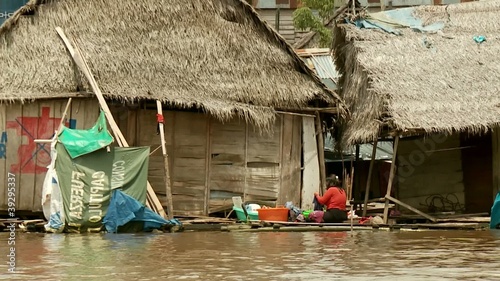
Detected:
[
  {"left": 134, "top": 109, "right": 303, "bottom": 216},
  {"left": 209, "top": 117, "right": 246, "bottom": 212},
  {"left": 245, "top": 116, "right": 282, "bottom": 203},
  {"left": 133, "top": 109, "right": 174, "bottom": 207},
  {"left": 0, "top": 98, "right": 99, "bottom": 213},
  {"left": 397, "top": 134, "right": 465, "bottom": 214},
  {"left": 171, "top": 112, "right": 208, "bottom": 215},
  {"left": 278, "top": 115, "right": 302, "bottom": 206}
]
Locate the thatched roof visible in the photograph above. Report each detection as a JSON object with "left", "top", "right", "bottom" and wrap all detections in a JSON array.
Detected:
[
  {"left": 333, "top": 0, "right": 500, "bottom": 144},
  {"left": 0, "top": 0, "right": 340, "bottom": 128}
]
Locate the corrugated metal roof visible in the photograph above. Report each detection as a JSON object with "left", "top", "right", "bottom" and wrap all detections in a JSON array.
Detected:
[
  {"left": 310, "top": 55, "right": 338, "bottom": 81},
  {"left": 296, "top": 49, "right": 338, "bottom": 90},
  {"left": 324, "top": 133, "right": 393, "bottom": 161}
]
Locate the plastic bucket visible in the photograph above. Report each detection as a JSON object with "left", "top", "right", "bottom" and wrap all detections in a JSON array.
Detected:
[
  {"left": 257, "top": 208, "right": 289, "bottom": 222},
  {"left": 233, "top": 207, "right": 259, "bottom": 222}
]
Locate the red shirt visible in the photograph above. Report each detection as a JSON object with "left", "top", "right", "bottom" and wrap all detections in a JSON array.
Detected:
[{"left": 315, "top": 187, "right": 346, "bottom": 210}]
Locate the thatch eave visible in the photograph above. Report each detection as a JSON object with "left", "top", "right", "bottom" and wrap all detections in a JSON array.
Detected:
[
  {"left": 333, "top": 1, "right": 500, "bottom": 144},
  {"left": 0, "top": 0, "right": 346, "bottom": 129}
]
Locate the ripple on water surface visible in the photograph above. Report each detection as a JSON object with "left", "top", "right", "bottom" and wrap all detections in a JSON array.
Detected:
[{"left": 1, "top": 230, "right": 500, "bottom": 280}]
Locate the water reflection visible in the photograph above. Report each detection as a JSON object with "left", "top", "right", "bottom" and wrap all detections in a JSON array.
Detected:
[{"left": 1, "top": 230, "right": 500, "bottom": 280}]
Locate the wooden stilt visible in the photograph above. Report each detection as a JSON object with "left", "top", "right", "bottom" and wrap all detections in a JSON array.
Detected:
[
  {"left": 349, "top": 157, "right": 354, "bottom": 200},
  {"left": 315, "top": 112, "right": 326, "bottom": 195},
  {"left": 362, "top": 139, "right": 378, "bottom": 217},
  {"left": 156, "top": 100, "right": 174, "bottom": 220},
  {"left": 55, "top": 27, "right": 166, "bottom": 218},
  {"left": 383, "top": 136, "right": 399, "bottom": 224}
]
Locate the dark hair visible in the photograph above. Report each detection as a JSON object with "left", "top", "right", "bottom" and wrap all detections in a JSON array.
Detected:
[{"left": 326, "top": 174, "right": 341, "bottom": 188}]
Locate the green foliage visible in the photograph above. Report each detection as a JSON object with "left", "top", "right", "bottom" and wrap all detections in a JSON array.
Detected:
[{"left": 293, "top": 0, "right": 335, "bottom": 47}]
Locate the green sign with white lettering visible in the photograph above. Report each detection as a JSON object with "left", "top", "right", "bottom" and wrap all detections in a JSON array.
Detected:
[{"left": 56, "top": 144, "right": 150, "bottom": 232}]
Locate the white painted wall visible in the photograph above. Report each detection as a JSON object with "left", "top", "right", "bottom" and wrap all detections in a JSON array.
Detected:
[{"left": 301, "top": 116, "right": 320, "bottom": 210}]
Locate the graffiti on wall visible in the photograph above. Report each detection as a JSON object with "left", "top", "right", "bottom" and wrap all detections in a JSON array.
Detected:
[{"left": 5, "top": 107, "right": 76, "bottom": 174}]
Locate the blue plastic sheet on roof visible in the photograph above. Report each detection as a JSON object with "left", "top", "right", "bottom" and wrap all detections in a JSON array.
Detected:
[
  {"left": 351, "top": 7, "right": 445, "bottom": 35},
  {"left": 103, "top": 189, "right": 181, "bottom": 233}
]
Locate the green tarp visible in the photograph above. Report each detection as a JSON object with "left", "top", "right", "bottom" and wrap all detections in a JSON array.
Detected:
[
  {"left": 58, "top": 111, "right": 114, "bottom": 159},
  {"left": 56, "top": 144, "right": 150, "bottom": 232}
]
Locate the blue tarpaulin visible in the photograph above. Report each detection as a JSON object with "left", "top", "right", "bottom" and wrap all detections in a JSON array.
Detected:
[
  {"left": 103, "top": 189, "right": 180, "bottom": 233},
  {"left": 351, "top": 7, "right": 445, "bottom": 35},
  {"left": 490, "top": 192, "right": 500, "bottom": 229}
]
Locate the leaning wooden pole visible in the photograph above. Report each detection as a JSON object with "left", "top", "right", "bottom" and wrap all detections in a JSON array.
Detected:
[
  {"left": 156, "top": 101, "right": 174, "bottom": 220},
  {"left": 55, "top": 27, "right": 167, "bottom": 219},
  {"left": 362, "top": 139, "right": 378, "bottom": 217},
  {"left": 315, "top": 112, "right": 326, "bottom": 195},
  {"left": 383, "top": 136, "right": 399, "bottom": 224}
]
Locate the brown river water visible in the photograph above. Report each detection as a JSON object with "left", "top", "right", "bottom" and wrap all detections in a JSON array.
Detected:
[{"left": 1, "top": 229, "right": 500, "bottom": 280}]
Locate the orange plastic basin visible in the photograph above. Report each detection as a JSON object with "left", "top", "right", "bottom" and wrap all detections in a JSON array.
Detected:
[{"left": 257, "top": 208, "right": 289, "bottom": 222}]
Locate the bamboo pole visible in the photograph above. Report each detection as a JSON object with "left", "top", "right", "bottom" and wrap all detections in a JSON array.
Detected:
[
  {"left": 383, "top": 136, "right": 399, "bottom": 224},
  {"left": 362, "top": 139, "right": 378, "bottom": 217},
  {"left": 56, "top": 98, "right": 72, "bottom": 133},
  {"left": 156, "top": 100, "right": 174, "bottom": 220},
  {"left": 55, "top": 27, "right": 166, "bottom": 218},
  {"left": 315, "top": 112, "right": 326, "bottom": 195}
]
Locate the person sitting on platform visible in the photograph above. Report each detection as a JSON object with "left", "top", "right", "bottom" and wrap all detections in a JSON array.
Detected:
[{"left": 313, "top": 175, "right": 347, "bottom": 223}]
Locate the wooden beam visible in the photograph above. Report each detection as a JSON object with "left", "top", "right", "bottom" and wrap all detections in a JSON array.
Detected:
[
  {"left": 383, "top": 135, "right": 399, "bottom": 224},
  {"left": 386, "top": 195, "right": 437, "bottom": 222},
  {"left": 275, "top": 111, "right": 315, "bottom": 118},
  {"left": 315, "top": 112, "right": 326, "bottom": 195},
  {"left": 362, "top": 139, "right": 378, "bottom": 217},
  {"left": 156, "top": 100, "right": 174, "bottom": 220},
  {"left": 55, "top": 27, "right": 166, "bottom": 219}
]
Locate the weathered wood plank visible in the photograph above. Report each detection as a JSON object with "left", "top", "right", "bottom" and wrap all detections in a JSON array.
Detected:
[
  {"left": 172, "top": 112, "right": 207, "bottom": 214},
  {"left": 5, "top": 104, "right": 23, "bottom": 210},
  {"left": 210, "top": 165, "right": 245, "bottom": 193},
  {"left": 83, "top": 99, "right": 100, "bottom": 129},
  {"left": 209, "top": 117, "right": 246, "bottom": 208},
  {"left": 290, "top": 116, "right": 302, "bottom": 204},
  {"left": 278, "top": 115, "right": 302, "bottom": 206},
  {"left": 19, "top": 102, "right": 41, "bottom": 211},
  {"left": 69, "top": 99, "right": 85, "bottom": 130},
  {"left": 247, "top": 121, "right": 281, "bottom": 163},
  {"left": 32, "top": 101, "right": 56, "bottom": 211}
]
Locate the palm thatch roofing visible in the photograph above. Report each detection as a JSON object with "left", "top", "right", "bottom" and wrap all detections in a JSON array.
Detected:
[
  {"left": 333, "top": 0, "right": 500, "bottom": 144},
  {"left": 0, "top": 0, "right": 341, "bottom": 128}
]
